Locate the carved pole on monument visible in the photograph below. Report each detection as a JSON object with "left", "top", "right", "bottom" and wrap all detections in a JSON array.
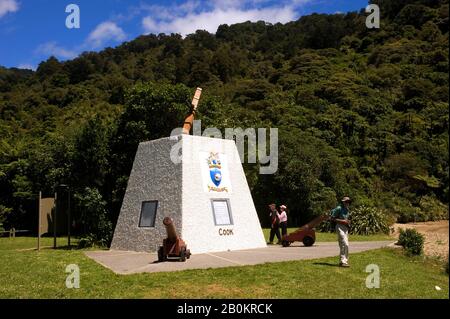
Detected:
[{"left": 182, "top": 87, "right": 202, "bottom": 135}]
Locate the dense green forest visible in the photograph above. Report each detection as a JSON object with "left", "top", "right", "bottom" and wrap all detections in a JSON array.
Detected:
[{"left": 0, "top": 0, "right": 448, "bottom": 244}]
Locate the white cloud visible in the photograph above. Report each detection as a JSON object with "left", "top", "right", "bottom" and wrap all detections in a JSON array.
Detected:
[
  {"left": 143, "top": 6, "right": 297, "bottom": 36},
  {"left": 34, "top": 21, "right": 127, "bottom": 62},
  {"left": 209, "top": 0, "right": 242, "bottom": 10},
  {"left": 139, "top": 0, "right": 316, "bottom": 36},
  {"left": 0, "top": 0, "right": 19, "bottom": 18},
  {"left": 86, "top": 21, "right": 126, "bottom": 49},
  {"left": 35, "top": 42, "right": 78, "bottom": 60},
  {"left": 17, "top": 63, "right": 35, "bottom": 70},
  {"left": 142, "top": 17, "right": 159, "bottom": 32}
]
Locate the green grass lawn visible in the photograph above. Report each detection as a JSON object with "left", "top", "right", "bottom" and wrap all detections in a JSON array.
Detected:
[
  {"left": 0, "top": 237, "right": 448, "bottom": 299},
  {"left": 262, "top": 228, "right": 393, "bottom": 243}
]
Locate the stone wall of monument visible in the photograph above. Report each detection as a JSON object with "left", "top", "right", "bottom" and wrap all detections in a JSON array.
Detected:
[{"left": 111, "top": 137, "right": 183, "bottom": 252}]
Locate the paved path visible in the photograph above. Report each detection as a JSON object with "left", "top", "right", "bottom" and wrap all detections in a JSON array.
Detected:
[{"left": 85, "top": 241, "right": 394, "bottom": 275}]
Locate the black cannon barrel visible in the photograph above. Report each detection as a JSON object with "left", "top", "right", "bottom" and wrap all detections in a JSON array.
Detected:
[{"left": 163, "top": 217, "right": 178, "bottom": 241}]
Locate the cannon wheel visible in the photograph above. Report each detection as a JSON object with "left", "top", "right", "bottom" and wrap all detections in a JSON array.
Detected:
[
  {"left": 282, "top": 240, "right": 290, "bottom": 247},
  {"left": 180, "top": 247, "right": 186, "bottom": 262},
  {"left": 157, "top": 246, "right": 165, "bottom": 262},
  {"left": 303, "top": 236, "right": 315, "bottom": 247}
]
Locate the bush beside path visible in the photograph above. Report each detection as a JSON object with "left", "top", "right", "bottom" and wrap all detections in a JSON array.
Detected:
[{"left": 392, "top": 221, "right": 449, "bottom": 259}]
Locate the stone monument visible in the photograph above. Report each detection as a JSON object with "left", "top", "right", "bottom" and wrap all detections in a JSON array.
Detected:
[{"left": 111, "top": 88, "right": 266, "bottom": 254}]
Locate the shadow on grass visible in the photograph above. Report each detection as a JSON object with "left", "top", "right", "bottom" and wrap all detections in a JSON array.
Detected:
[
  {"left": 312, "top": 262, "right": 340, "bottom": 267},
  {"left": 29, "top": 246, "right": 80, "bottom": 251},
  {"left": 31, "top": 244, "right": 107, "bottom": 252},
  {"left": 54, "top": 245, "right": 82, "bottom": 251}
]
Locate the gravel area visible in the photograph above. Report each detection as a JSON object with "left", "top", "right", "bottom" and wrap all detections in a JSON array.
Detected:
[{"left": 392, "top": 220, "right": 449, "bottom": 259}]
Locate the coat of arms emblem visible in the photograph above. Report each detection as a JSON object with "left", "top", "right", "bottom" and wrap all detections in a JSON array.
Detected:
[{"left": 207, "top": 152, "right": 222, "bottom": 187}]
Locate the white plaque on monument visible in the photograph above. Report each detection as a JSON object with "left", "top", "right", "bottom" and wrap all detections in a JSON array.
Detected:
[{"left": 212, "top": 199, "right": 233, "bottom": 225}]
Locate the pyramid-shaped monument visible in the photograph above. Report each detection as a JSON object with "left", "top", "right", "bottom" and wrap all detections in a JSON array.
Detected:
[{"left": 111, "top": 134, "right": 267, "bottom": 254}]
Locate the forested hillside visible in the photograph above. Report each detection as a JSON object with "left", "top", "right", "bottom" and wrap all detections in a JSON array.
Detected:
[{"left": 0, "top": 0, "right": 448, "bottom": 243}]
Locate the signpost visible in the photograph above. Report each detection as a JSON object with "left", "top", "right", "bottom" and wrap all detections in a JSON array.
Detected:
[
  {"left": 53, "top": 191, "right": 57, "bottom": 249},
  {"left": 67, "top": 188, "right": 71, "bottom": 248},
  {"left": 38, "top": 191, "right": 42, "bottom": 251},
  {"left": 58, "top": 185, "right": 71, "bottom": 248}
]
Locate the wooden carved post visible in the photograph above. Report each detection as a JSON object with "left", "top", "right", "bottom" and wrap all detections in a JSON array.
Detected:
[{"left": 182, "top": 87, "right": 202, "bottom": 135}]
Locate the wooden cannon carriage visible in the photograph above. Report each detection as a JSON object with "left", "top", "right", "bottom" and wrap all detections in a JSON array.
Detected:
[{"left": 281, "top": 214, "right": 330, "bottom": 247}]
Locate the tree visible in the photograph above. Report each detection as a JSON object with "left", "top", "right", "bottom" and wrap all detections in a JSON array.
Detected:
[
  {"left": 0, "top": 0, "right": 448, "bottom": 235},
  {"left": 36, "top": 56, "right": 62, "bottom": 79},
  {"left": 72, "top": 116, "right": 110, "bottom": 189},
  {"left": 74, "top": 187, "right": 112, "bottom": 247}
]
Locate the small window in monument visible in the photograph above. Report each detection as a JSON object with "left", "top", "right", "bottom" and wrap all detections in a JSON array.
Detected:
[
  {"left": 139, "top": 201, "right": 158, "bottom": 227},
  {"left": 211, "top": 199, "right": 233, "bottom": 226}
]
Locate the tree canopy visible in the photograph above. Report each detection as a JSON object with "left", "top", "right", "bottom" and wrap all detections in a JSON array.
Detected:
[{"left": 0, "top": 0, "right": 448, "bottom": 242}]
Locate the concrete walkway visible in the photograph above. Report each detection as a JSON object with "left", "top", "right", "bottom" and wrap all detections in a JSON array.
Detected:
[{"left": 85, "top": 241, "right": 394, "bottom": 275}]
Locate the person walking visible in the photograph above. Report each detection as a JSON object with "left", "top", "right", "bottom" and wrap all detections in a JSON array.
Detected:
[
  {"left": 278, "top": 205, "right": 288, "bottom": 237},
  {"left": 268, "top": 203, "right": 281, "bottom": 244},
  {"left": 330, "top": 197, "right": 352, "bottom": 267}
]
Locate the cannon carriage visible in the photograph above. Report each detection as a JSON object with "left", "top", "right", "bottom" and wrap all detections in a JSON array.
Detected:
[
  {"left": 157, "top": 217, "right": 191, "bottom": 262},
  {"left": 281, "top": 214, "right": 329, "bottom": 247}
]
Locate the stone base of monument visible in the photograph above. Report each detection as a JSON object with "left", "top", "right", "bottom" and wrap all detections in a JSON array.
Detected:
[{"left": 111, "top": 134, "right": 266, "bottom": 254}]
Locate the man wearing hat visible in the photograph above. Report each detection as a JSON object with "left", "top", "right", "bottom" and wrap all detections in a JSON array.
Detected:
[{"left": 330, "top": 197, "right": 352, "bottom": 267}]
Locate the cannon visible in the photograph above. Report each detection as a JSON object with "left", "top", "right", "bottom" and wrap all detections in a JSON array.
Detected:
[
  {"left": 157, "top": 217, "right": 191, "bottom": 262},
  {"left": 281, "top": 214, "right": 329, "bottom": 247}
]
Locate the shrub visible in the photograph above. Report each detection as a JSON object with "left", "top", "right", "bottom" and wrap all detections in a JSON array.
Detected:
[
  {"left": 349, "top": 205, "right": 391, "bottom": 235},
  {"left": 78, "top": 234, "right": 97, "bottom": 248},
  {"left": 419, "top": 196, "right": 448, "bottom": 221},
  {"left": 398, "top": 228, "right": 424, "bottom": 256},
  {"left": 74, "top": 187, "right": 112, "bottom": 248},
  {"left": 0, "top": 205, "right": 12, "bottom": 232},
  {"left": 383, "top": 194, "right": 448, "bottom": 223},
  {"left": 396, "top": 206, "right": 425, "bottom": 223},
  {"left": 385, "top": 195, "right": 426, "bottom": 223},
  {"left": 316, "top": 217, "right": 334, "bottom": 233},
  {"left": 317, "top": 205, "right": 392, "bottom": 235}
]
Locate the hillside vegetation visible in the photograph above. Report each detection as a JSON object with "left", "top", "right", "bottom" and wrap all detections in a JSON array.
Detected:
[{"left": 0, "top": 0, "right": 448, "bottom": 242}]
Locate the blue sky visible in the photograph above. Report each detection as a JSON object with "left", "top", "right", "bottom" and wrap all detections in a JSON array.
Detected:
[{"left": 0, "top": 0, "right": 369, "bottom": 70}]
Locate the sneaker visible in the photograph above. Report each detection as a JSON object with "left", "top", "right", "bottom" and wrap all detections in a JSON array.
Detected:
[
  {"left": 267, "top": 242, "right": 274, "bottom": 245},
  {"left": 339, "top": 263, "right": 350, "bottom": 267},
  {"left": 276, "top": 241, "right": 282, "bottom": 245}
]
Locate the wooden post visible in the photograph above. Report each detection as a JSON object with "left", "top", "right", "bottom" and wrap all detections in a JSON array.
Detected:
[
  {"left": 38, "top": 191, "right": 42, "bottom": 251},
  {"left": 182, "top": 87, "right": 202, "bottom": 134},
  {"left": 67, "top": 189, "right": 71, "bottom": 248},
  {"left": 53, "top": 192, "right": 57, "bottom": 249}
]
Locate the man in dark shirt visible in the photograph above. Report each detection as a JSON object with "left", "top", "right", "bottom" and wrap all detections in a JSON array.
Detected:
[{"left": 268, "top": 203, "right": 281, "bottom": 245}]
